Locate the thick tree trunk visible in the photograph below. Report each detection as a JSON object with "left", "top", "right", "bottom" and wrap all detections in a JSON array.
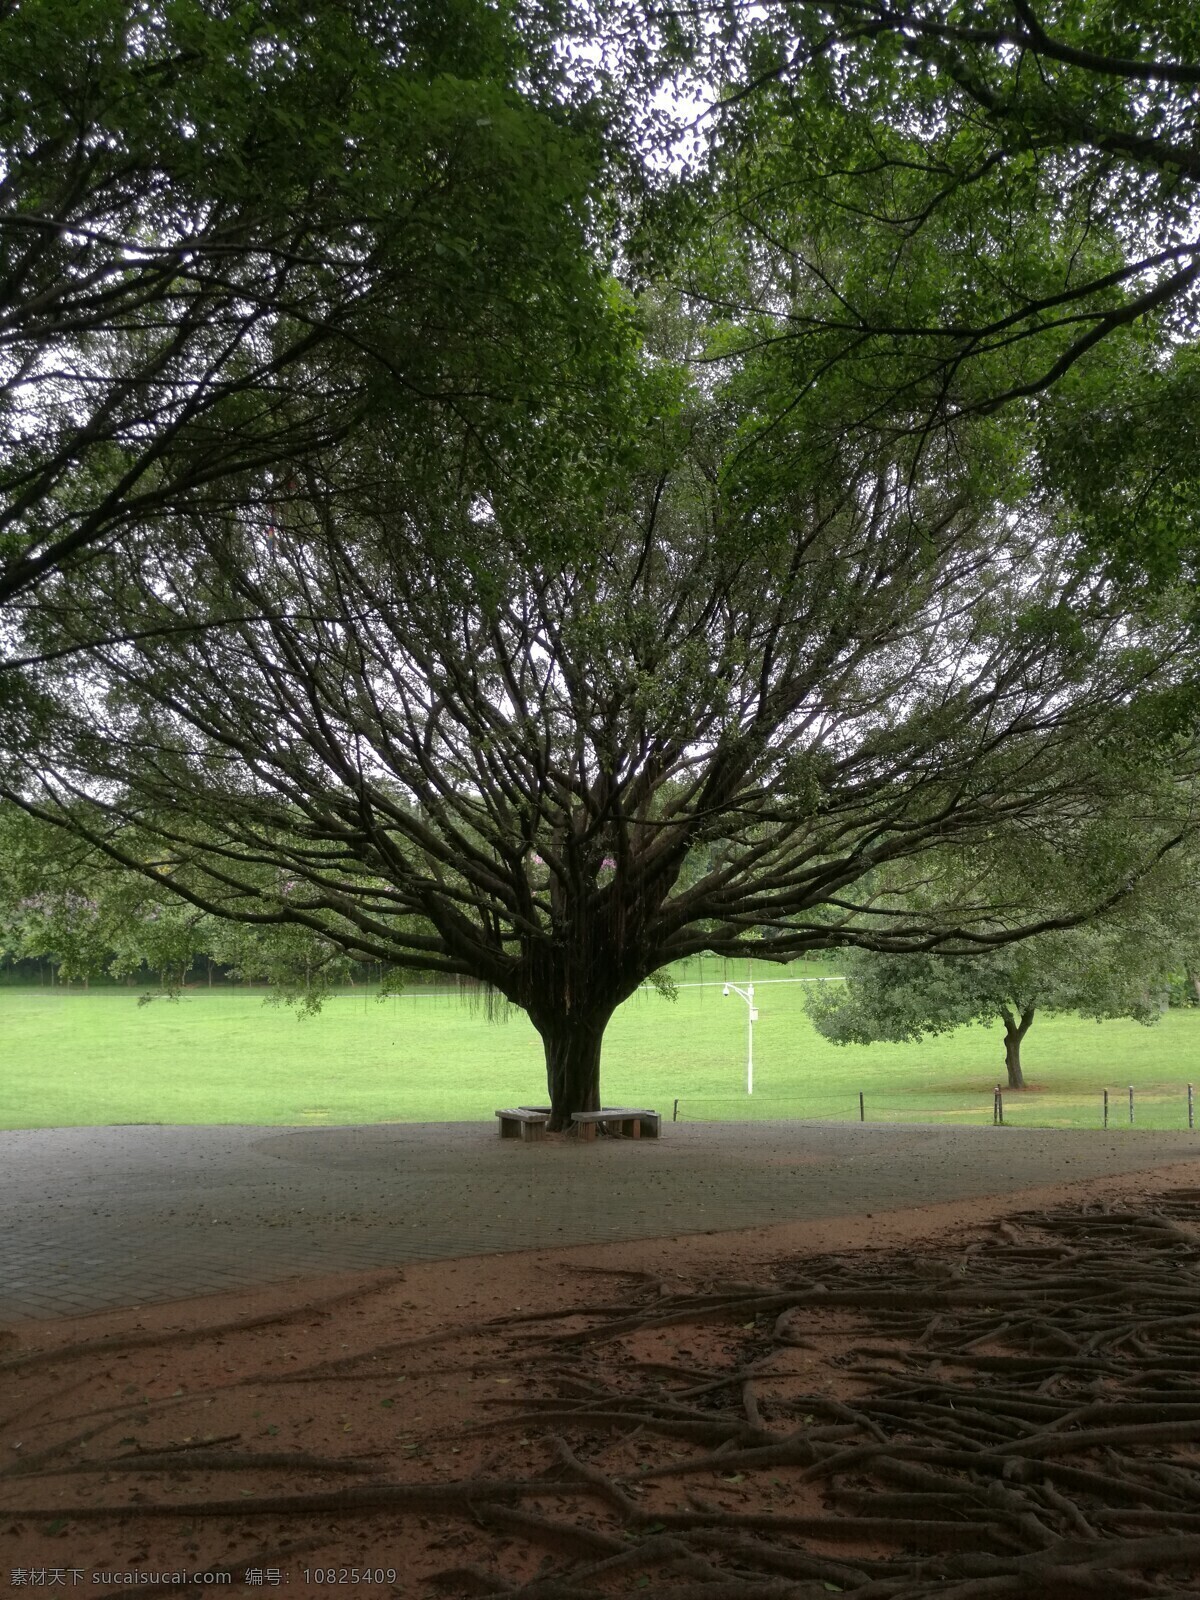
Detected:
[
  {"left": 540, "top": 1020, "right": 605, "bottom": 1131},
  {"left": 999, "top": 1003, "right": 1035, "bottom": 1090}
]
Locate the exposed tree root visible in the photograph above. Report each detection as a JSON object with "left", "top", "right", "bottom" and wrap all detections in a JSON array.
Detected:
[
  {"left": 15, "top": 1446, "right": 383, "bottom": 1479},
  {"left": 9, "top": 1194, "right": 1200, "bottom": 1593},
  {"left": 0, "top": 1271, "right": 406, "bottom": 1377}
]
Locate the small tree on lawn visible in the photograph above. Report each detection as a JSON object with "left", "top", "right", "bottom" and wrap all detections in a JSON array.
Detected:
[{"left": 806, "top": 920, "right": 1190, "bottom": 1091}]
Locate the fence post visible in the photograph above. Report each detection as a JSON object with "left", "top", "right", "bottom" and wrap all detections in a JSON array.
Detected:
[
  {"left": 994, "top": 1085, "right": 1003, "bottom": 1126},
  {"left": 859, "top": 1091, "right": 865, "bottom": 1123},
  {"left": 1103, "top": 1088, "right": 1109, "bottom": 1129},
  {"left": 673, "top": 1098, "right": 679, "bottom": 1123},
  {"left": 1129, "top": 1085, "right": 1135, "bottom": 1126},
  {"left": 1190, "top": 1084, "right": 1194, "bottom": 1131}
]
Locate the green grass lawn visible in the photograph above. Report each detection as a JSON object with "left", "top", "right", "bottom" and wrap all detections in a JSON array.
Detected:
[{"left": 2, "top": 961, "right": 1199, "bottom": 1131}]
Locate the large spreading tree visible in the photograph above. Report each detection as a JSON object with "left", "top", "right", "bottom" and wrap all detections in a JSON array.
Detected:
[
  {"left": 10, "top": 341, "right": 1199, "bottom": 1123},
  {"left": 5, "top": 1, "right": 1200, "bottom": 1129}
]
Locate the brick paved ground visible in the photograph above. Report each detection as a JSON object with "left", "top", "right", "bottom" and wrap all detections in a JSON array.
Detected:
[{"left": 2, "top": 1120, "right": 1198, "bottom": 1322}]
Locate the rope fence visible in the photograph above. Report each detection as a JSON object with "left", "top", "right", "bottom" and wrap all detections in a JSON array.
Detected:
[{"left": 671, "top": 1083, "right": 1200, "bottom": 1131}]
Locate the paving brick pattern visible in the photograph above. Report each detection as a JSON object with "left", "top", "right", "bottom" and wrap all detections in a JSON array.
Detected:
[{"left": 2, "top": 1120, "right": 1198, "bottom": 1322}]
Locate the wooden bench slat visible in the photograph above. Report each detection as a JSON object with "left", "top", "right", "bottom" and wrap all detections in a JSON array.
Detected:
[
  {"left": 496, "top": 1107, "right": 550, "bottom": 1142},
  {"left": 570, "top": 1108, "right": 660, "bottom": 1140},
  {"left": 571, "top": 1109, "right": 654, "bottom": 1120}
]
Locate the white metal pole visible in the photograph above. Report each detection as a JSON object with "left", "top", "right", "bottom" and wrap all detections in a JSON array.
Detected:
[{"left": 723, "top": 979, "right": 758, "bottom": 1096}]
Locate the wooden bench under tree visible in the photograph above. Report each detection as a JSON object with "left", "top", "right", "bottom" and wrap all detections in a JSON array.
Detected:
[
  {"left": 495, "top": 1107, "right": 550, "bottom": 1141},
  {"left": 571, "top": 1108, "right": 661, "bottom": 1140}
]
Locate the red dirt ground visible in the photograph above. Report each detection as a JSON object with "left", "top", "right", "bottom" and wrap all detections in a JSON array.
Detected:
[{"left": 5, "top": 1157, "right": 1200, "bottom": 1599}]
